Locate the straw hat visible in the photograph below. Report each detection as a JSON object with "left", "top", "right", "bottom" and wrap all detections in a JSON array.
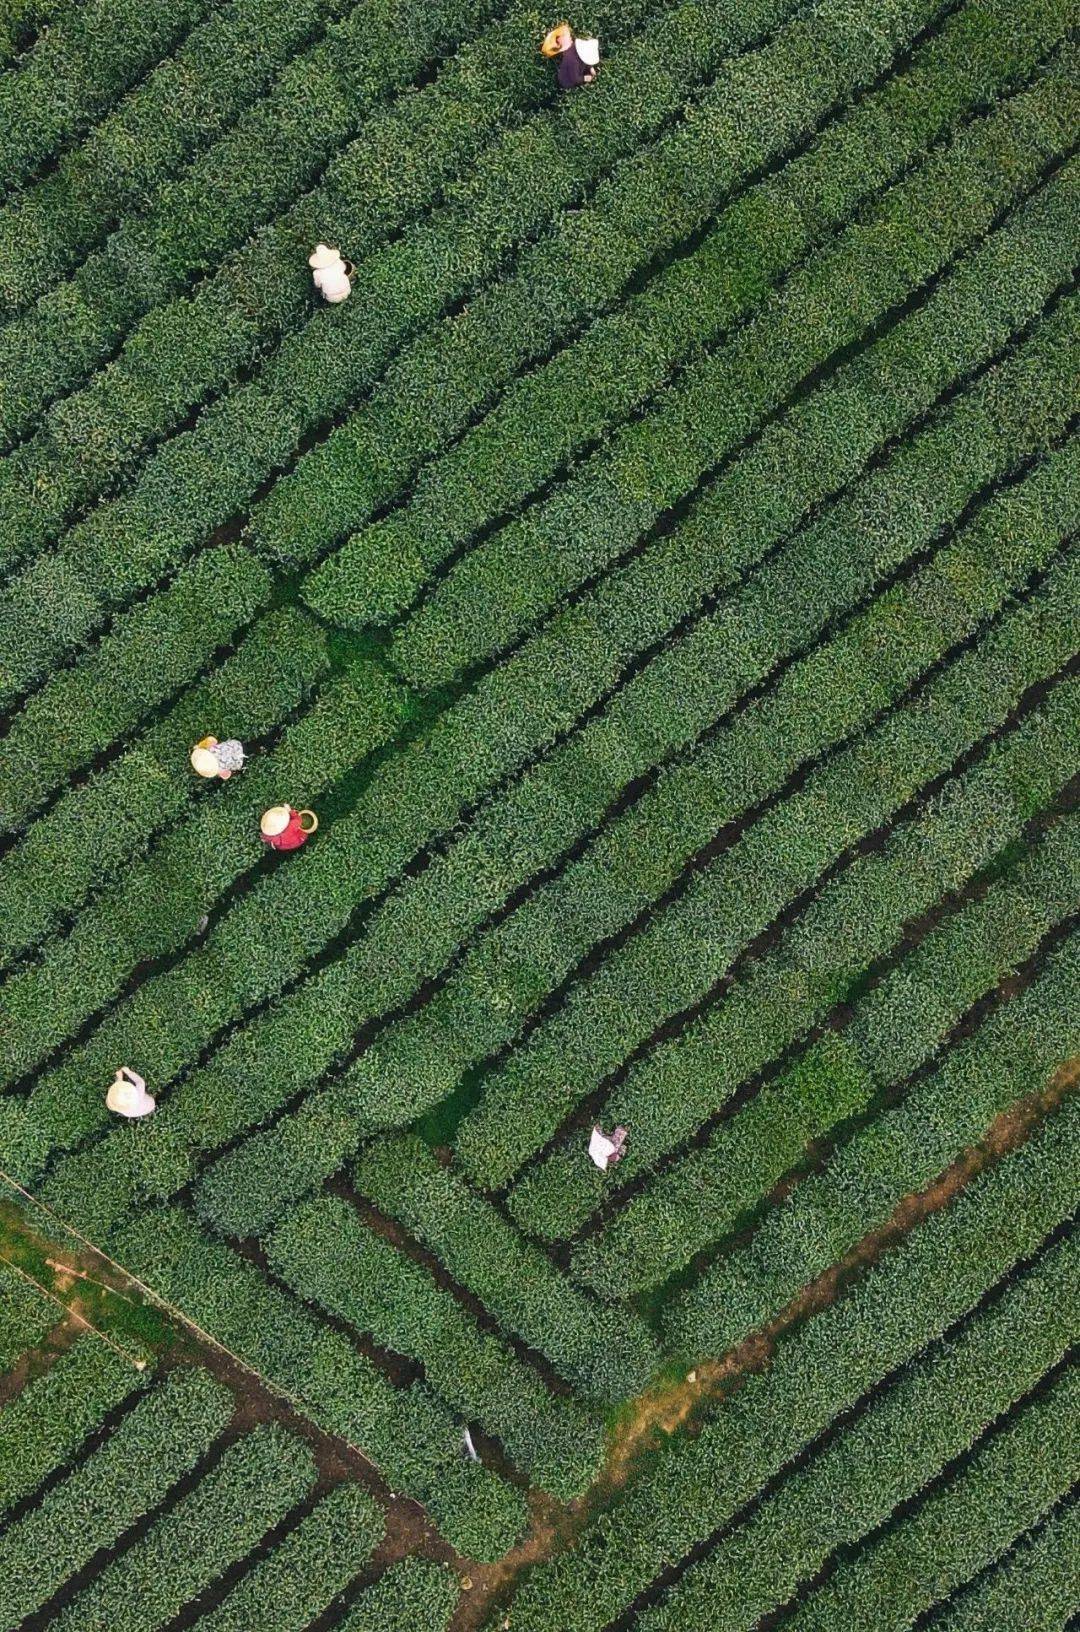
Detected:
[
  {"left": 261, "top": 804, "right": 292, "bottom": 837},
  {"left": 190, "top": 743, "right": 220, "bottom": 778},
  {"left": 308, "top": 243, "right": 343, "bottom": 270},
  {"left": 542, "top": 22, "right": 572, "bottom": 55}
]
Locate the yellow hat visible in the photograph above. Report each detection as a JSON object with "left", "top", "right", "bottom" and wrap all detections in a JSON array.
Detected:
[
  {"left": 542, "top": 22, "right": 572, "bottom": 55},
  {"left": 190, "top": 743, "right": 220, "bottom": 778},
  {"left": 260, "top": 804, "right": 292, "bottom": 837}
]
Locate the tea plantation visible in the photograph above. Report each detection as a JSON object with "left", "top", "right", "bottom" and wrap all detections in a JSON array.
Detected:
[{"left": 0, "top": 0, "right": 1077, "bottom": 1626}]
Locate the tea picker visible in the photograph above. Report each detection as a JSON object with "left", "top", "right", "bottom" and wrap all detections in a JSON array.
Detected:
[
  {"left": 106, "top": 1067, "right": 156, "bottom": 1118},
  {"left": 260, "top": 804, "right": 318, "bottom": 851},
  {"left": 542, "top": 22, "right": 600, "bottom": 88},
  {"left": 190, "top": 735, "right": 245, "bottom": 780},
  {"left": 309, "top": 242, "right": 353, "bottom": 304},
  {"left": 588, "top": 1124, "right": 627, "bottom": 1170}
]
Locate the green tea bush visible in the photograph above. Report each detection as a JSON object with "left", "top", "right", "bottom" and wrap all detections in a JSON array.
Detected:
[
  {"left": 111, "top": 1207, "right": 528, "bottom": 1559},
  {"left": 572, "top": 808, "right": 1080, "bottom": 1294},
  {"left": 668, "top": 930, "right": 1080, "bottom": 1357},
  {"left": 3, "top": 659, "right": 405, "bottom": 1094},
  {"left": 0, "top": 1335, "right": 145, "bottom": 1515},
  {"left": 262, "top": 0, "right": 1015, "bottom": 575},
  {"left": 928, "top": 1499, "right": 1080, "bottom": 1632},
  {"left": 0, "top": 1366, "right": 232, "bottom": 1627},
  {"left": 52, "top": 1424, "right": 316, "bottom": 1632},
  {"left": 0, "top": 543, "right": 271, "bottom": 834},
  {"left": 0, "top": 607, "right": 329, "bottom": 966},
  {"left": 266, "top": 1193, "right": 605, "bottom": 1497},
  {"left": 0, "top": 0, "right": 215, "bottom": 191},
  {"left": 784, "top": 1367, "right": 1080, "bottom": 1632},
  {"left": 387, "top": 89, "right": 1079, "bottom": 685},
  {"left": 497, "top": 1092, "right": 1080, "bottom": 1630},
  {"left": 0, "top": 0, "right": 355, "bottom": 313},
  {"left": 636, "top": 1228, "right": 1078, "bottom": 1631},
  {"left": 340, "top": 1559, "right": 460, "bottom": 1632},
  {"left": 351, "top": 1138, "right": 659, "bottom": 1402},
  {"left": 0, "top": 1260, "right": 56, "bottom": 1370},
  {"left": 192, "top": 1483, "right": 385, "bottom": 1632}
]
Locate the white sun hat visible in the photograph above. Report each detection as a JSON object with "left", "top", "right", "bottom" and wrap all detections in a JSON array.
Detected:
[
  {"left": 308, "top": 242, "right": 343, "bottom": 269},
  {"left": 106, "top": 1069, "right": 156, "bottom": 1118},
  {"left": 260, "top": 804, "right": 292, "bottom": 837},
  {"left": 190, "top": 741, "right": 220, "bottom": 778},
  {"left": 588, "top": 1126, "right": 617, "bottom": 1170}
]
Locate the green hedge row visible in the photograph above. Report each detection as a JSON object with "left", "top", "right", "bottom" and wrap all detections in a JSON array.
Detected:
[
  {"left": 0, "top": 1365, "right": 232, "bottom": 1628},
  {"left": 929, "top": 1499, "right": 1080, "bottom": 1632},
  {"left": 0, "top": 0, "right": 355, "bottom": 313},
  {"left": 668, "top": 928, "right": 1080, "bottom": 1358},
  {"left": 0, "top": 0, "right": 733, "bottom": 562},
  {"left": 192, "top": 1482, "right": 384, "bottom": 1632},
  {"left": 495, "top": 1089, "right": 1080, "bottom": 1632},
  {"left": 4, "top": 659, "right": 406, "bottom": 1099},
  {"left": 263, "top": 0, "right": 994, "bottom": 576},
  {"left": 0, "top": 1334, "right": 145, "bottom": 1516},
  {"left": 265, "top": 1192, "right": 606, "bottom": 1498},
  {"left": 330, "top": 458, "right": 1079, "bottom": 1144},
  {"left": 385, "top": 81, "right": 1080, "bottom": 688},
  {"left": 635, "top": 1227, "right": 1078, "bottom": 1632},
  {"left": 37, "top": 346, "right": 1074, "bottom": 1236},
  {"left": 23, "top": 212, "right": 1069, "bottom": 1177},
  {"left": 456, "top": 386, "right": 1080, "bottom": 1194},
  {"left": 0, "top": 606, "right": 329, "bottom": 968},
  {"left": 0, "top": 0, "right": 215, "bottom": 192},
  {"left": 571, "top": 806, "right": 1080, "bottom": 1295},
  {"left": 110, "top": 1206, "right": 528, "bottom": 1560},
  {"left": 3, "top": 163, "right": 1073, "bottom": 1123},
  {"left": 0, "top": 0, "right": 902, "bottom": 686},
  {"left": 505, "top": 662, "right": 1080, "bottom": 1233},
  {"left": 785, "top": 1367, "right": 1080, "bottom": 1632},
  {"left": 53, "top": 1423, "right": 316, "bottom": 1632},
  {"left": 0, "top": 1259, "right": 57, "bottom": 1370},
  {"left": 341, "top": 1559, "right": 459, "bottom": 1632},
  {"left": 0, "top": 0, "right": 538, "bottom": 444},
  {"left": 0, "top": 0, "right": 69, "bottom": 65},
  {"left": 349, "top": 1138, "right": 659, "bottom": 1404},
  {"left": 0, "top": 543, "right": 271, "bottom": 836}
]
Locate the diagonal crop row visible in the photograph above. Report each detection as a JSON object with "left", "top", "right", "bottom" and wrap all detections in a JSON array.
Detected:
[
  {"left": 254, "top": 0, "right": 1013, "bottom": 577},
  {"left": 634, "top": 1227, "right": 1079, "bottom": 1632},
  {"left": 0, "top": 606, "right": 330, "bottom": 969},
  {"left": 14, "top": 199, "right": 1067, "bottom": 1144},
  {"left": 107, "top": 1206, "right": 529, "bottom": 1560},
  {"left": 504, "top": 673, "right": 1080, "bottom": 1238},
  {"left": 266, "top": 1191, "right": 607, "bottom": 1496},
  {"left": 570, "top": 809, "right": 1080, "bottom": 1295},
  {"left": 190, "top": 1482, "right": 385, "bottom": 1632},
  {"left": 123, "top": 457, "right": 1080, "bottom": 1243},
  {"left": 0, "top": 543, "right": 271, "bottom": 836},
  {"left": 667, "top": 929, "right": 1080, "bottom": 1359},
  {"left": 383, "top": 87, "right": 1080, "bottom": 688},
  {"left": 927, "top": 1497, "right": 1080, "bottom": 1632},
  {"left": 0, "top": 1365, "right": 232, "bottom": 1629},
  {"left": 341, "top": 1559, "right": 459, "bottom": 1632},
  {"left": 783, "top": 1366, "right": 1080, "bottom": 1632},
  {"left": 14, "top": 207, "right": 1076, "bottom": 1109},
  {"left": 0, "top": 1258, "right": 59, "bottom": 1368},
  {"left": 348, "top": 1138, "right": 660, "bottom": 1404},
  {"left": 495, "top": 1088, "right": 1080, "bottom": 1632},
  {"left": 0, "top": 0, "right": 938, "bottom": 681},
  {"left": 0, "top": 658, "right": 408, "bottom": 1092},
  {"left": 50, "top": 1423, "right": 316, "bottom": 1632},
  {"left": 0, "top": 0, "right": 356, "bottom": 313},
  {"left": 0, "top": 1334, "right": 145, "bottom": 1516},
  {"left": 0, "top": 0, "right": 215, "bottom": 194},
  {"left": 21, "top": 363, "right": 1077, "bottom": 1236},
  {"left": 0, "top": 0, "right": 746, "bottom": 558},
  {"left": 0, "top": 0, "right": 667, "bottom": 451}
]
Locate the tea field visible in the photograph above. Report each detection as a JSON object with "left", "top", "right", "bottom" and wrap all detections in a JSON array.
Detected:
[{"left": 0, "top": 0, "right": 1077, "bottom": 1625}]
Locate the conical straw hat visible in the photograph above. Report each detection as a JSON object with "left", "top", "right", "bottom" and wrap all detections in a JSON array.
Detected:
[{"left": 261, "top": 804, "right": 292, "bottom": 836}]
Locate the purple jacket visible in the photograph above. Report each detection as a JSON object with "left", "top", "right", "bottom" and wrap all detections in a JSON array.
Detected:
[{"left": 557, "top": 42, "right": 592, "bottom": 88}]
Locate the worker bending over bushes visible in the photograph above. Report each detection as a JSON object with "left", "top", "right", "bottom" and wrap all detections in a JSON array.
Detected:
[{"left": 542, "top": 22, "right": 600, "bottom": 87}]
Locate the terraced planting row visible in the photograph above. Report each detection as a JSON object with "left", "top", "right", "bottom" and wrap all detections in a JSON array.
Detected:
[{"left": 1, "top": 2, "right": 1076, "bottom": 1626}]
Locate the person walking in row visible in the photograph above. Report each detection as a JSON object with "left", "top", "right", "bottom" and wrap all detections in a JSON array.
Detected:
[{"left": 542, "top": 22, "right": 600, "bottom": 88}]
